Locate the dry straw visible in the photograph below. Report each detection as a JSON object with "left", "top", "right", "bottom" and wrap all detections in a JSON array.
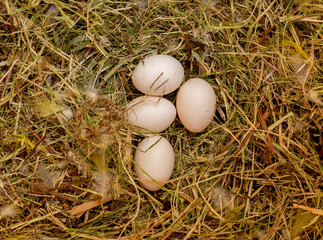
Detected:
[{"left": 0, "top": 0, "right": 322, "bottom": 239}]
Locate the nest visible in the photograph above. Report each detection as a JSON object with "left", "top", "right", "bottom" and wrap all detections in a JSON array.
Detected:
[{"left": 0, "top": 1, "right": 322, "bottom": 239}]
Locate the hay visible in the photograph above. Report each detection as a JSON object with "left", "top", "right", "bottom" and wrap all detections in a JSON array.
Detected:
[{"left": 0, "top": 0, "right": 322, "bottom": 239}]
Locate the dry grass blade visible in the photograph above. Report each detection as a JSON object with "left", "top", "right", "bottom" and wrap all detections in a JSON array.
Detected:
[{"left": 293, "top": 203, "right": 323, "bottom": 216}]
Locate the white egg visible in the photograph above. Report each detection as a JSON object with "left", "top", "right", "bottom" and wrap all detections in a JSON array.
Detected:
[
  {"left": 134, "top": 135, "right": 175, "bottom": 191},
  {"left": 126, "top": 96, "right": 176, "bottom": 133},
  {"left": 176, "top": 78, "right": 216, "bottom": 132},
  {"left": 132, "top": 54, "right": 184, "bottom": 96}
]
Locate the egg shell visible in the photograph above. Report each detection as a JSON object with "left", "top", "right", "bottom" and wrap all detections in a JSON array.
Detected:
[
  {"left": 176, "top": 78, "right": 216, "bottom": 132},
  {"left": 134, "top": 135, "right": 175, "bottom": 191},
  {"left": 126, "top": 96, "right": 176, "bottom": 133},
  {"left": 132, "top": 54, "right": 184, "bottom": 96}
]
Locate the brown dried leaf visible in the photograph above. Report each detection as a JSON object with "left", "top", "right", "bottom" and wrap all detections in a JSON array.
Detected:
[{"left": 68, "top": 196, "right": 113, "bottom": 216}]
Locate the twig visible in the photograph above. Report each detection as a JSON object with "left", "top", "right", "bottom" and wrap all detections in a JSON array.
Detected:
[
  {"left": 1, "top": 58, "right": 17, "bottom": 98},
  {"left": 22, "top": 180, "right": 77, "bottom": 202},
  {"left": 119, "top": 68, "right": 134, "bottom": 98},
  {"left": 25, "top": 198, "right": 47, "bottom": 221},
  {"left": 257, "top": 108, "right": 275, "bottom": 163},
  {"left": 237, "top": 111, "right": 270, "bottom": 152}
]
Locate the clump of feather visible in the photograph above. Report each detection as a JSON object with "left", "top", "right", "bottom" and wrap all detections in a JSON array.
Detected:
[
  {"left": 90, "top": 151, "right": 115, "bottom": 196},
  {"left": 35, "top": 95, "right": 73, "bottom": 121},
  {"left": 307, "top": 89, "right": 323, "bottom": 106},
  {"left": 38, "top": 163, "right": 54, "bottom": 187},
  {"left": 0, "top": 205, "right": 21, "bottom": 220}
]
